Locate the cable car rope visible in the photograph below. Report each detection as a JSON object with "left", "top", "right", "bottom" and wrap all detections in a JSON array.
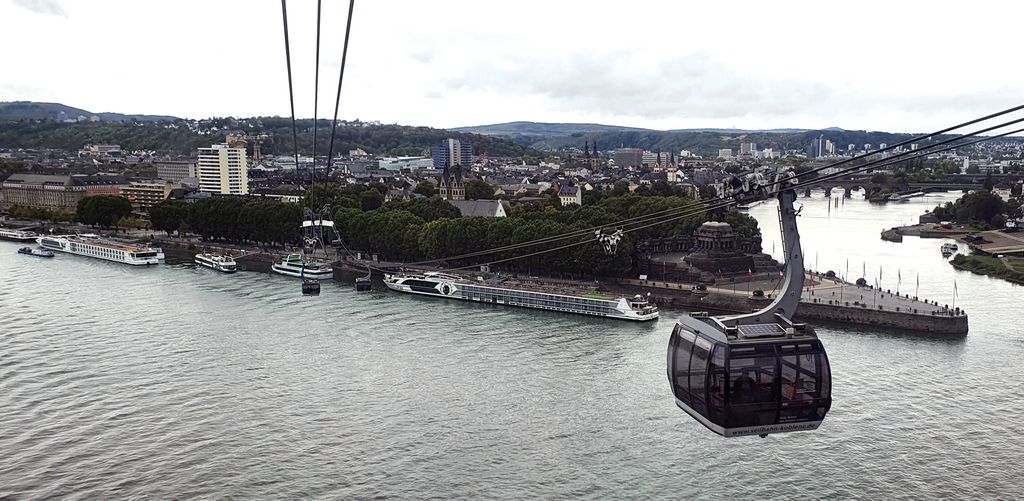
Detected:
[
  {"left": 406, "top": 106, "right": 1024, "bottom": 269},
  {"left": 405, "top": 106, "right": 1024, "bottom": 268},
  {"left": 279, "top": 0, "right": 300, "bottom": 191},
  {"left": 311, "top": 0, "right": 322, "bottom": 209},
  {"left": 435, "top": 116, "right": 1024, "bottom": 271},
  {"left": 325, "top": 0, "right": 356, "bottom": 174}
]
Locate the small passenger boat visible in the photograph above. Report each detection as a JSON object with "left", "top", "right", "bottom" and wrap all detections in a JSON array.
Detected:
[{"left": 18, "top": 247, "right": 54, "bottom": 258}]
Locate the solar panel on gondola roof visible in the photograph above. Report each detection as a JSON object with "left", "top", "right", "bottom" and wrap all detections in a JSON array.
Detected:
[{"left": 737, "top": 323, "right": 786, "bottom": 338}]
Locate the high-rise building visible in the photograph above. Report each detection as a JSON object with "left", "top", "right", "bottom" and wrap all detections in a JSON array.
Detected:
[
  {"left": 739, "top": 142, "right": 757, "bottom": 156},
  {"left": 431, "top": 138, "right": 473, "bottom": 170},
  {"left": 718, "top": 148, "right": 733, "bottom": 159},
  {"left": 848, "top": 144, "right": 855, "bottom": 152},
  {"left": 613, "top": 148, "right": 644, "bottom": 168},
  {"left": 154, "top": 160, "right": 197, "bottom": 183},
  {"left": 864, "top": 143, "right": 872, "bottom": 150},
  {"left": 879, "top": 143, "right": 888, "bottom": 149},
  {"left": 196, "top": 143, "right": 248, "bottom": 195},
  {"left": 641, "top": 150, "right": 676, "bottom": 168}
]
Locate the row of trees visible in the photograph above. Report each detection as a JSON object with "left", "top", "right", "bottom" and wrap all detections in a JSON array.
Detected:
[
  {"left": 76, "top": 195, "right": 132, "bottom": 228},
  {"left": 931, "top": 191, "right": 1010, "bottom": 228},
  {"left": 6, "top": 204, "right": 74, "bottom": 223},
  {"left": 140, "top": 186, "right": 760, "bottom": 276},
  {"left": 331, "top": 194, "right": 712, "bottom": 275},
  {"left": 150, "top": 198, "right": 303, "bottom": 246}
]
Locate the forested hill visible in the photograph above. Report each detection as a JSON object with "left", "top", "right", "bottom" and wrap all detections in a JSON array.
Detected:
[
  {"left": 453, "top": 121, "right": 968, "bottom": 155},
  {"left": 0, "top": 117, "right": 539, "bottom": 158},
  {"left": 0, "top": 101, "right": 178, "bottom": 122}
]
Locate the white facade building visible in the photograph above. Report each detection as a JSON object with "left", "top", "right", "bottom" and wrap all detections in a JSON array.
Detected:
[
  {"left": 378, "top": 156, "right": 434, "bottom": 171},
  {"left": 559, "top": 185, "right": 582, "bottom": 206},
  {"left": 197, "top": 143, "right": 248, "bottom": 195}
]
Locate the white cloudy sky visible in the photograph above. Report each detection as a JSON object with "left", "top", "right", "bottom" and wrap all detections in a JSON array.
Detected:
[{"left": 3, "top": 0, "right": 1023, "bottom": 132}]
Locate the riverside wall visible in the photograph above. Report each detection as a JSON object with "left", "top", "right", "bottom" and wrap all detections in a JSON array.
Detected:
[{"left": 615, "top": 282, "right": 969, "bottom": 336}]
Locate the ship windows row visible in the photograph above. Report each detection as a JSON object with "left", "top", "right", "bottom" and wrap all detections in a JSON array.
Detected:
[
  {"left": 461, "top": 286, "right": 613, "bottom": 307},
  {"left": 79, "top": 245, "right": 125, "bottom": 259},
  {"left": 459, "top": 290, "right": 617, "bottom": 314}
]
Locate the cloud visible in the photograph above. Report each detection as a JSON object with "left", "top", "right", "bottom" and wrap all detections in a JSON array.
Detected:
[
  {"left": 13, "top": 0, "right": 65, "bottom": 17},
  {"left": 425, "top": 47, "right": 1024, "bottom": 130},
  {"left": 434, "top": 51, "right": 838, "bottom": 122}
]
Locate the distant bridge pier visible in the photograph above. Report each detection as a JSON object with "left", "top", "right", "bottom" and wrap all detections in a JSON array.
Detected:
[{"left": 804, "top": 187, "right": 812, "bottom": 198}]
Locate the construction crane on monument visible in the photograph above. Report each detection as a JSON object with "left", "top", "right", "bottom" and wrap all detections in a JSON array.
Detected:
[
  {"left": 667, "top": 166, "right": 832, "bottom": 438},
  {"left": 244, "top": 133, "right": 270, "bottom": 163}
]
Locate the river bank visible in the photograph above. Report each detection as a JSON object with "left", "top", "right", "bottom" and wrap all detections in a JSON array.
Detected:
[
  {"left": 880, "top": 222, "right": 973, "bottom": 241},
  {"left": 610, "top": 274, "right": 967, "bottom": 336},
  {"left": 949, "top": 254, "right": 1024, "bottom": 285}
]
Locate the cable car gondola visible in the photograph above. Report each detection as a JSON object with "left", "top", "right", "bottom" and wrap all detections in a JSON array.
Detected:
[
  {"left": 302, "top": 278, "right": 321, "bottom": 296},
  {"left": 355, "top": 264, "right": 372, "bottom": 291},
  {"left": 355, "top": 276, "right": 371, "bottom": 291},
  {"left": 667, "top": 169, "right": 832, "bottom": 438}
]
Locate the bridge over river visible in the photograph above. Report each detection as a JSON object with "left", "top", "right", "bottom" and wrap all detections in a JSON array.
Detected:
[{"left": 798, "top": 178, "right": 984, "bottom": 198}]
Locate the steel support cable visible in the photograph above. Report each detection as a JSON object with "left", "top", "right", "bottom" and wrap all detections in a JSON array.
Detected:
[
  {"left": 797, "top": 116, "right": 1024, "bottom": 190},
  {"left": 280, "top": 0, "right": 301, "bottom": 186},
  {"left": 446, "top": 122, "right": 1024, "bottom": 271},
  {"left": 326, "top": 0, "right": 356, "bottom": 173},
  {"left": 403, "top": 198, "right": 708, "bottom": 268},
  {"left": 406, "top": 107, "right": 1024, "bottom": 267},
  {"left": 311, "top": 0, "right": 322, "bottom": 209},
  {"left": 756, "top": 103, "right": 1024, "bottom": 193}
]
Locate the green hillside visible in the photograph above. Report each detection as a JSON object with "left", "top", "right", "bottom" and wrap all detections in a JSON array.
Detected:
[{"left": 0, "top": 117, "right": 540, "bottom": 158}]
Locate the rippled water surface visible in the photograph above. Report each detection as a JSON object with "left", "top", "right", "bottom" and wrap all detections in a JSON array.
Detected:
[{"left": 1, "top": 192, "right": 1022, "bottom": 498}]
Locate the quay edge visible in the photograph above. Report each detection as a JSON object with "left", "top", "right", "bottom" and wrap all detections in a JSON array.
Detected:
[{"left": 616, "top": 282, "right": 969, "bottom": 336}]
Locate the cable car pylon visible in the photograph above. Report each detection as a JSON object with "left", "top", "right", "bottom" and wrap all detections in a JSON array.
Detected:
[{"left": 667, "top": 166, "right": 832, "bottom": 438}]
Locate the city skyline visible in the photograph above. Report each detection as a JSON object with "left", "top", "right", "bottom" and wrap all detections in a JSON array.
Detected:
[{"left": 3, "top": 0, "right": 1024, "bottom": 133}]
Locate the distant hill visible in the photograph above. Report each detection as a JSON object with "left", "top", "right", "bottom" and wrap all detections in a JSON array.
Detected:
[
  {"left": 454, "top": 121, "right": 835, "bottom": 136},
  {"left": 0, "top": 116, "right": 541, "bottom": 158},
  {"left": 449, "top": 121, "right": 951, "bottom": 154},
  {"left": 0, "top": 101, "right": 178, "bottom": 122},
  {"left": 453, "top": 121, "right": 652, "bottom": 136}
]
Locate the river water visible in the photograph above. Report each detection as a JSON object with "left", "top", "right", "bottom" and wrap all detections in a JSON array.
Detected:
[{"left": 1, "top": 192, "right": 1021, "bottom": 498}]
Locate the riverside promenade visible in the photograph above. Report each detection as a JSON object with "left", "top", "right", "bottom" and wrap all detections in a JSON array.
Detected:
[{"left": 617, "top": 272, "right": 968, "bottom": 335}]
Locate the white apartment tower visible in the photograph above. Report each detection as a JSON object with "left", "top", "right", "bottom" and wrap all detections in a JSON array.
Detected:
[{"left": 196, "top": 143, "right": 249, "bottom": 195}]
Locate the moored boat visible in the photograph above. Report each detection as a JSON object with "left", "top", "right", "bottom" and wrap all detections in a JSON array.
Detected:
[
  {"left": 383, "top": 271, "right": 659, "bottom": 321},
  {"left": 36, "top": 234, "right": 162, "bottom": 265},
  {"left": 271, "top": 253, "right": 334, "bottom": 279},
  {"left": 0, "top": 228, "right": 39, "bottom": 242},
  {"left": 941, "top": 242, "right": 957, "bottom": 257},
  {"left": 194, "top": 253, "right": 237, "bottom": 273},
  {"left": 18, "top": 246, "right": 55, "bottom": 257}
]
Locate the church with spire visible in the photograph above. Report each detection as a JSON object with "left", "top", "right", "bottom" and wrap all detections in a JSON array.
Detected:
[
  {"left": 432, "top": 138, "right": 472, "bottom": 201},
  {"left": 439, "top": 163, "right": 464, "bottom": 200},
  {"left": 583, "top": 141, "right": 601, "bottom": 169}
]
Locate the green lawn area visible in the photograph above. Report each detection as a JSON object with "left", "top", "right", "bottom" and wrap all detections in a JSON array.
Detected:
[
  {"left": 951, "top": 254, "right": 1024, "bottom": 284},
  {"left": 1006, "top": 257, "right": 1024, "bottom": 273}
]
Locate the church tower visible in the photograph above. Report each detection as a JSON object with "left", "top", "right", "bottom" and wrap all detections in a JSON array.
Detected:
[
  {"left": 450, "top": 164, "right": 465, "bottom": 201},
  {"left": 440, "top": 163, "right": 465, "bottom": 200}
]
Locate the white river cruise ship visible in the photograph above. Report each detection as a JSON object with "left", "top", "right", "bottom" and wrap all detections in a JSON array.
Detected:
[
  {"left": 384, "top": 272, "right": 659, "bottom": 321},
  {"left": 37, "top": 234, "right": 164, "bottom": 266},
  {"left": 0, "top": 228, "right": 39, "bottom": 242}
]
